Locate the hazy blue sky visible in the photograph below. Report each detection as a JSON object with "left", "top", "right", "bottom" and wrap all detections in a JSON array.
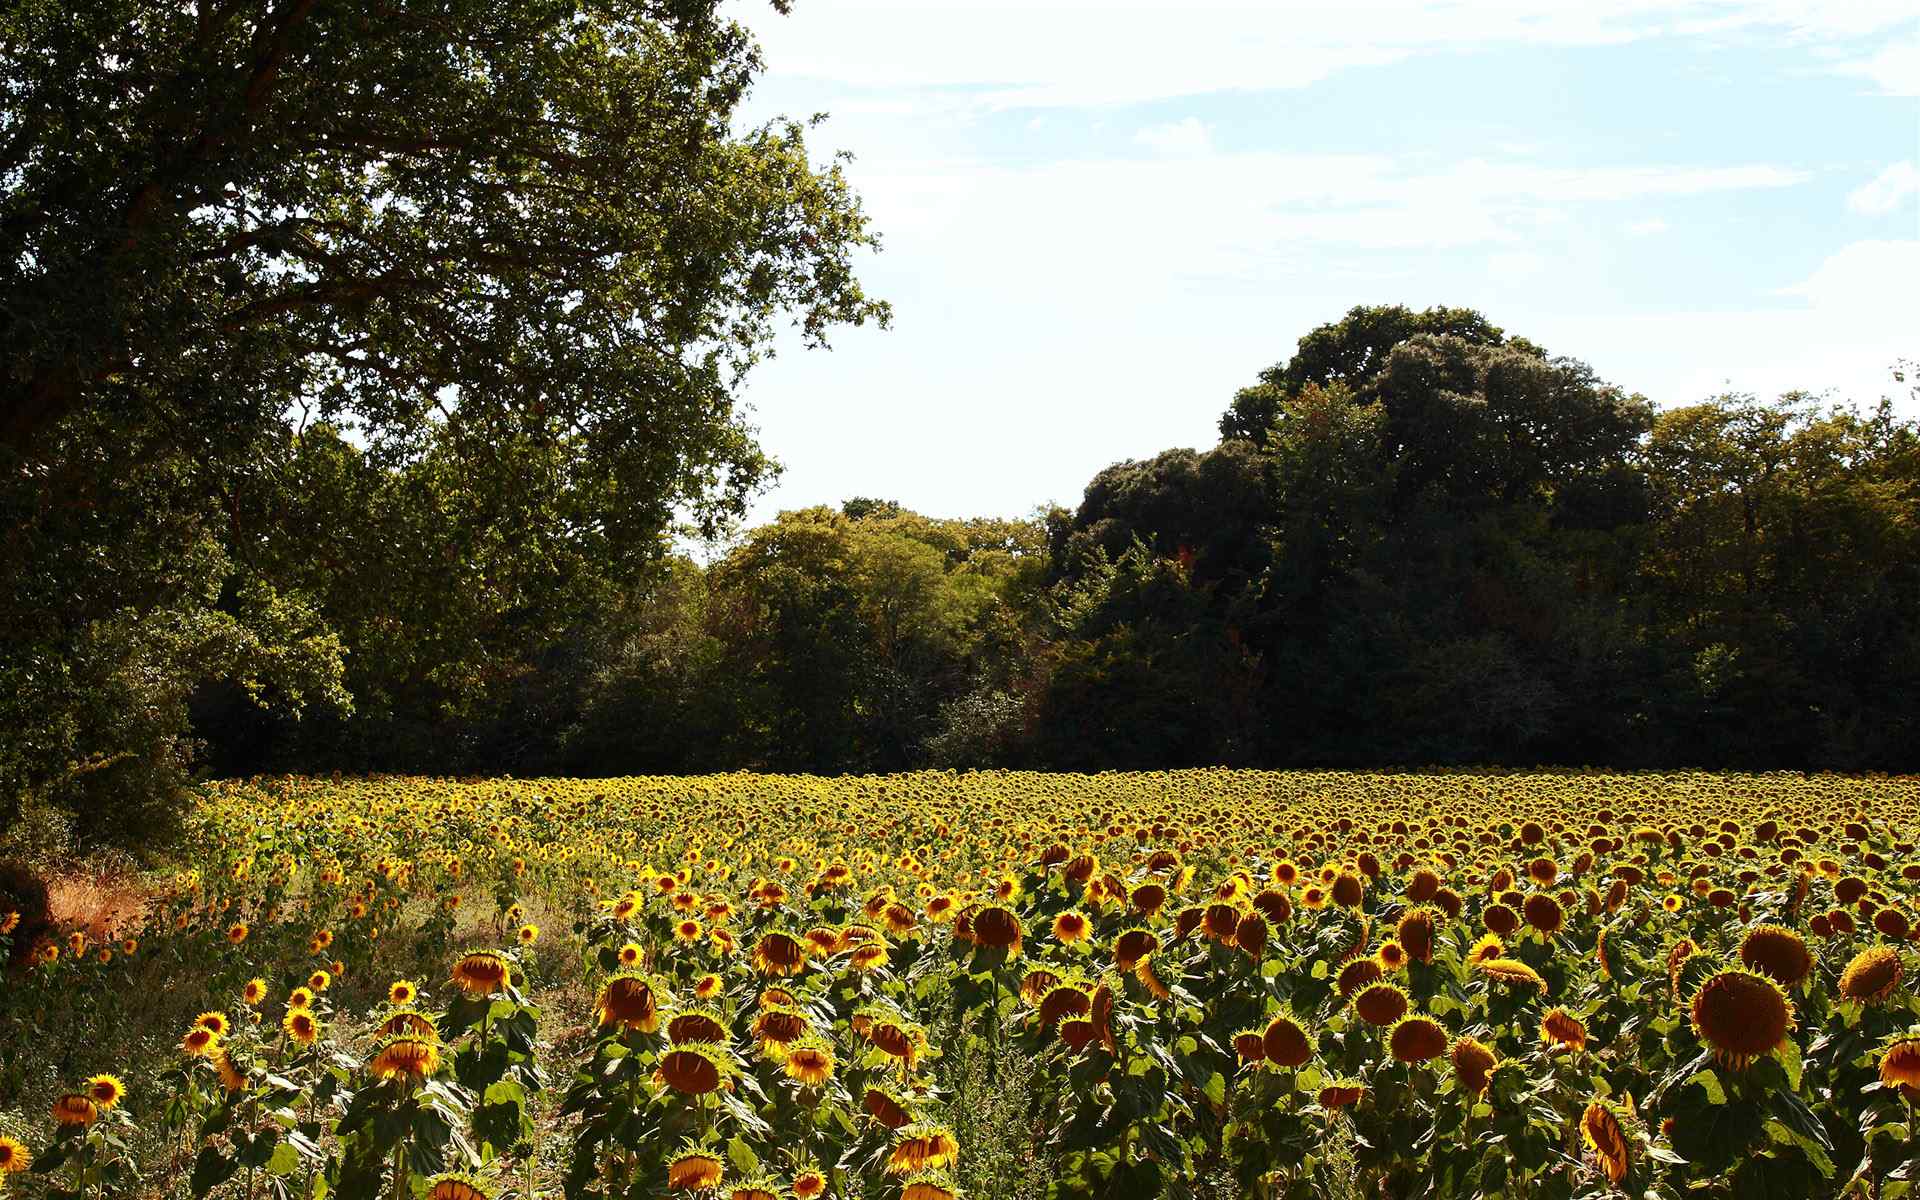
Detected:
[{"left": 724, "top": 0, "right": 1919, "bottom": 526}]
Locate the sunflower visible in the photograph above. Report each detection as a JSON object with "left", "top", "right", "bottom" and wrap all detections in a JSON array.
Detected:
[
  {"left": 1581, "top": 1100, "right": 1631, "bottom": 1184},
  {"left": 307, "top": 969, "right": 331, "bottom": 993},
  {"left": 450, "top": 951, "right": 511, "bottom": 996},
  {"left": 287, "top": 986, "right": 316, "bottom": 1011},
  {"left": 667, "top": 1008, "right": 728, "bottom": 1045},
  {"left": 1477, "top": 958, "right": 1546, "bottom": 989},
  {"left": 0, "top": 1134, "right": 30, "bottom": 1173},
  {"left": 196, "top": 1011, "right": 232, "bottom": 1036},
  {"left": 283, "top": 1009, "right": 321, "bottom": 1047},
  {"left": 864, "top": 1084, "right": 915, "bottom": 1129},
  {"left": 242, "top": 978, "right": 268, "bottom": 1006},
  {"left": 1523, "top": 893, "right": 1565, "bottom": 936},
  {"left": 389, "top": 979, "right": 419, "bottom": 1006},
  {"left": 658, "top": 1045, "right": 732, "bottom": 1095},
  {"left": 693, "top": 973, "right": 723, "bottom": 1000},
  {"left": 1388, "top": 1014, "right": 1449, "bottom": 1063},
  {"left": 1353, "top": 981, "right": 1410, "bottom": 1027},
  {"left": 725, "top": 1176, "right": 782, "bottom": 1200},
  {"left": 970, "top": 905, "right": 1023, "bottom": 952},
  {"left": 1396, "top": 907, "right": 1437, "bottom": 964},
  {"left": 1541, "top": 1007, "right": 1588, "bottom": 1053},
  {"left": 666, "top": 1147, "right": 724, "bottom": 1191},
  {"left": 1235, "top": 912, "right": 1270, "bottom": 959},
  {"left": 1233, "top": 1028, "right": 1267, "bottom": 1063},
  {"left": 791, "top": 1168, "right": 827, "bottom": 1199},
  {"left": 83, "top": 1073, "right": 125, "bottom": 1109},
  {"left": 1838, "top": 945, "right": 1904, "bottom": 1004},
  {"left": 674, "top": 918, "right": 702, "bottom": 943},
  {"left": 783, "top": 1036, "right": 835, "bottom": 1086},
  {"left": 182, "top": 1025, "right": 223, "bottom": 1057},
  {"left": 517, "top": 924, "right": 539, "bottom": 945},
  {"left": 900, "top": 1173, "right": 959, "bottom": 1200},
  {"left": 227, "top": 922, "right": 249, "bottom": 945},
  {"left": 369, "top": 1035, "right": 440, "bottom": 1083},
  {"left": 1467, "top": 933, "right": 1505, "bottom": 964},
  {"left": 1739, "top": 924, "right": 1813, "bottom": 988},
  {"left": 752, "top": 1005, "right": 808, "bottom": 1047},
  {"left": 596, "top": 971, "right": 663, "bottom": 1032},
  {"left": 215, "top": 1049, "right": 248, "bottom": 1092},
  {"left": 1317, "top": 1081, "right": 1366, "bottom": 1108},
  {"left": 1112, "top": 927, "right": 1159, "bottom": 971},
  {"left": 1052, "top": 910, "right": 1091, "bottom": 944},
  {"left": 886, "top": 1124, "right": 960, "bottom": 1176},
  {"left": 750, "top": 932, "right": 809, "bottom": 976},
  {"left": 423, "top": 1174, "right": 491, "bottom": 1200},
  {"left": 1690, "top": 968, "right": 1794, "bottom": 1068},
  {"left": 1376, "top": 940, "right": 1408, "bottom": 973},
  {"left": 1261, "top": 1014, "right": 1313, "bottom": 1068},
  {"left": 1336, "top": 955, "right": 1384, "bottom": 999},
  {"left": 52, "top": 1093, "right": 98, "bottom": 1126},
  {"left": 1450, "top": 1037, "right": 1497, "bottom": 1095}
]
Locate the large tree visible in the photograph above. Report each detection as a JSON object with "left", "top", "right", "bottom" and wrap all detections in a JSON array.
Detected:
[{"left": 0, "top": 0, "right": 886, "bottom": 842}]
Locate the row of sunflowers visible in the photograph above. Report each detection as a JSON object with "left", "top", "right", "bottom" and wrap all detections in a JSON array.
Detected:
[{"left": 2, "top": 769, "right": 1919, "bottom": 1199}]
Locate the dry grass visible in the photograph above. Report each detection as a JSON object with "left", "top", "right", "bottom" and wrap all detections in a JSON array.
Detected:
[{"left": 45, "top": 869, "right": 152, "bottom": 943}]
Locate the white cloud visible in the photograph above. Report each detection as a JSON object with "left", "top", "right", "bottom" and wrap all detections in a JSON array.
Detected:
[
  {"left": 851, "top": 151, "right": 1806, "bottom": 280},
  {"left": 1773, "top": 238, "right": 1920, "bottom": 307},
  {"left": 737, "top": 1, "right": 1919, "bottom": 108},
  {"left": 1837, "top": 36, "right": 1920, "bottom": 95},
  {"left": 1134, "top": 118, "right": 1214, "bottom": 157},
  {"left": 1847, "top": 161, "right": 1920, "bottom": 214},
  {"left": 1625, "top": 217, "right": 1671, "bottom": 235}
]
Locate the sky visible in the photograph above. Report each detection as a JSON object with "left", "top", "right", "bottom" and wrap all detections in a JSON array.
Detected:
[{"left": 723, "top": 0, "right": 1920, "bottom": 526}]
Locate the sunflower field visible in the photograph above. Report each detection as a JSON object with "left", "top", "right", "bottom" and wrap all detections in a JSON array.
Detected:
[{"left": 2, "top": 770, "right": 1919, "bottom": 1200}]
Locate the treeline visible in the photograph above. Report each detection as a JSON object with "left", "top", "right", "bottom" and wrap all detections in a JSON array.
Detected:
[{"left": 198, "top": 306, "right": 1920, "bottom": 785}]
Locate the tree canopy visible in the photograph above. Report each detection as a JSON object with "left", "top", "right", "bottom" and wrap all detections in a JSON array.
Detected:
[{"left": 1, "top": 0, "right": 887, "bottom": 842}]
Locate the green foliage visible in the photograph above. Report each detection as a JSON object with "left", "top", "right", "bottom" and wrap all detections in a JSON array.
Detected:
[{"left": 0, "top": 0, "right": 886, "bottom": 843}]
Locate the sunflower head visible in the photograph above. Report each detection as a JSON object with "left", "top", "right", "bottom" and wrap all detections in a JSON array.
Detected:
[
  {"left": 422, "top": 1174, "right": 491, "bottom": 1200},
  {"left": 782, "top": 1034, "right": 835, "bottom": 1086},
  {"left": 83, "top": 1073, "right": 125, "bottom": 1109},
  {"left": 1739, "top": 924, "right": 1813, "bottom": 988},
  {"left": 283, "top": 1008, "right": 321, "bottom": 1046},
  {"left": 182, "top": 1025, "right": 223, "bottom": 1057},
  {"left": 885, "top": 1123, "right": 960, "bottom": 1176},
  {"left": 1477, "top": 958, "right": 1545, "bottom": 990},
  {"left": 657, "top": 1043, "right": 734, "bottom": 1095},
  {"left": 595, "top": 972, "right": 662, "bottom": 1033},
  {"left": 242, "top": 978, "right": 268, "bottom": 1006},
  {"left": 666, "top": 1007, "right": 729, "bottom": 1045},
  {"left": 369, "top": 1035, "right": 440, "bottom": 1083},
  {"left": 52, "top": 1093, "right": 99, "bottom": 1126},
  {"left": 388, "top": 979, "right": 419, "bottom": 1006},
  {"left": 0, "top": 1134, "right": 31, "bottom": 1173},
  {"left": 900, "top": 1173, "right": 959, "bottom": 1200},
  {"left": 1690, "top": 967, "right": 1794, "bottom": 1068},
  {"left": 1878, "top": 1031, "right": 1920, "bottom": 1092},
  {"left": 1261, "top": 1014, "right": 1314, "bottom": 1068},
  {"left": 1541, "top": 1007, "right": 1588, "bottom": 1052},
  {"left": 1839, "top": 945, "right": 1904, "bottom": 1005},
  {"left": 665, "top": 1145, "right": 724, "bottom": 1191},
  {"left": 1450, "top": 1036, "right": 1497, "bottom": 1094},
  {"left": 450, "top": 951, "right": 511, "bottom": 997},
  {"left": 1581, "top": 1099, "right": 1631, "bottom": 1184},
  {"left": 1353, "top": 981, "right": 1410, "bottom": 1027},
  {"left": 1388, "top": 1014, "right": 1450, "bottom": 1063}
]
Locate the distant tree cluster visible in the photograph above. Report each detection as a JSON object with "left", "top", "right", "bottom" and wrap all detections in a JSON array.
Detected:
[{"left": 198, "top": 307, "right": 1920, "bottom": 797}]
